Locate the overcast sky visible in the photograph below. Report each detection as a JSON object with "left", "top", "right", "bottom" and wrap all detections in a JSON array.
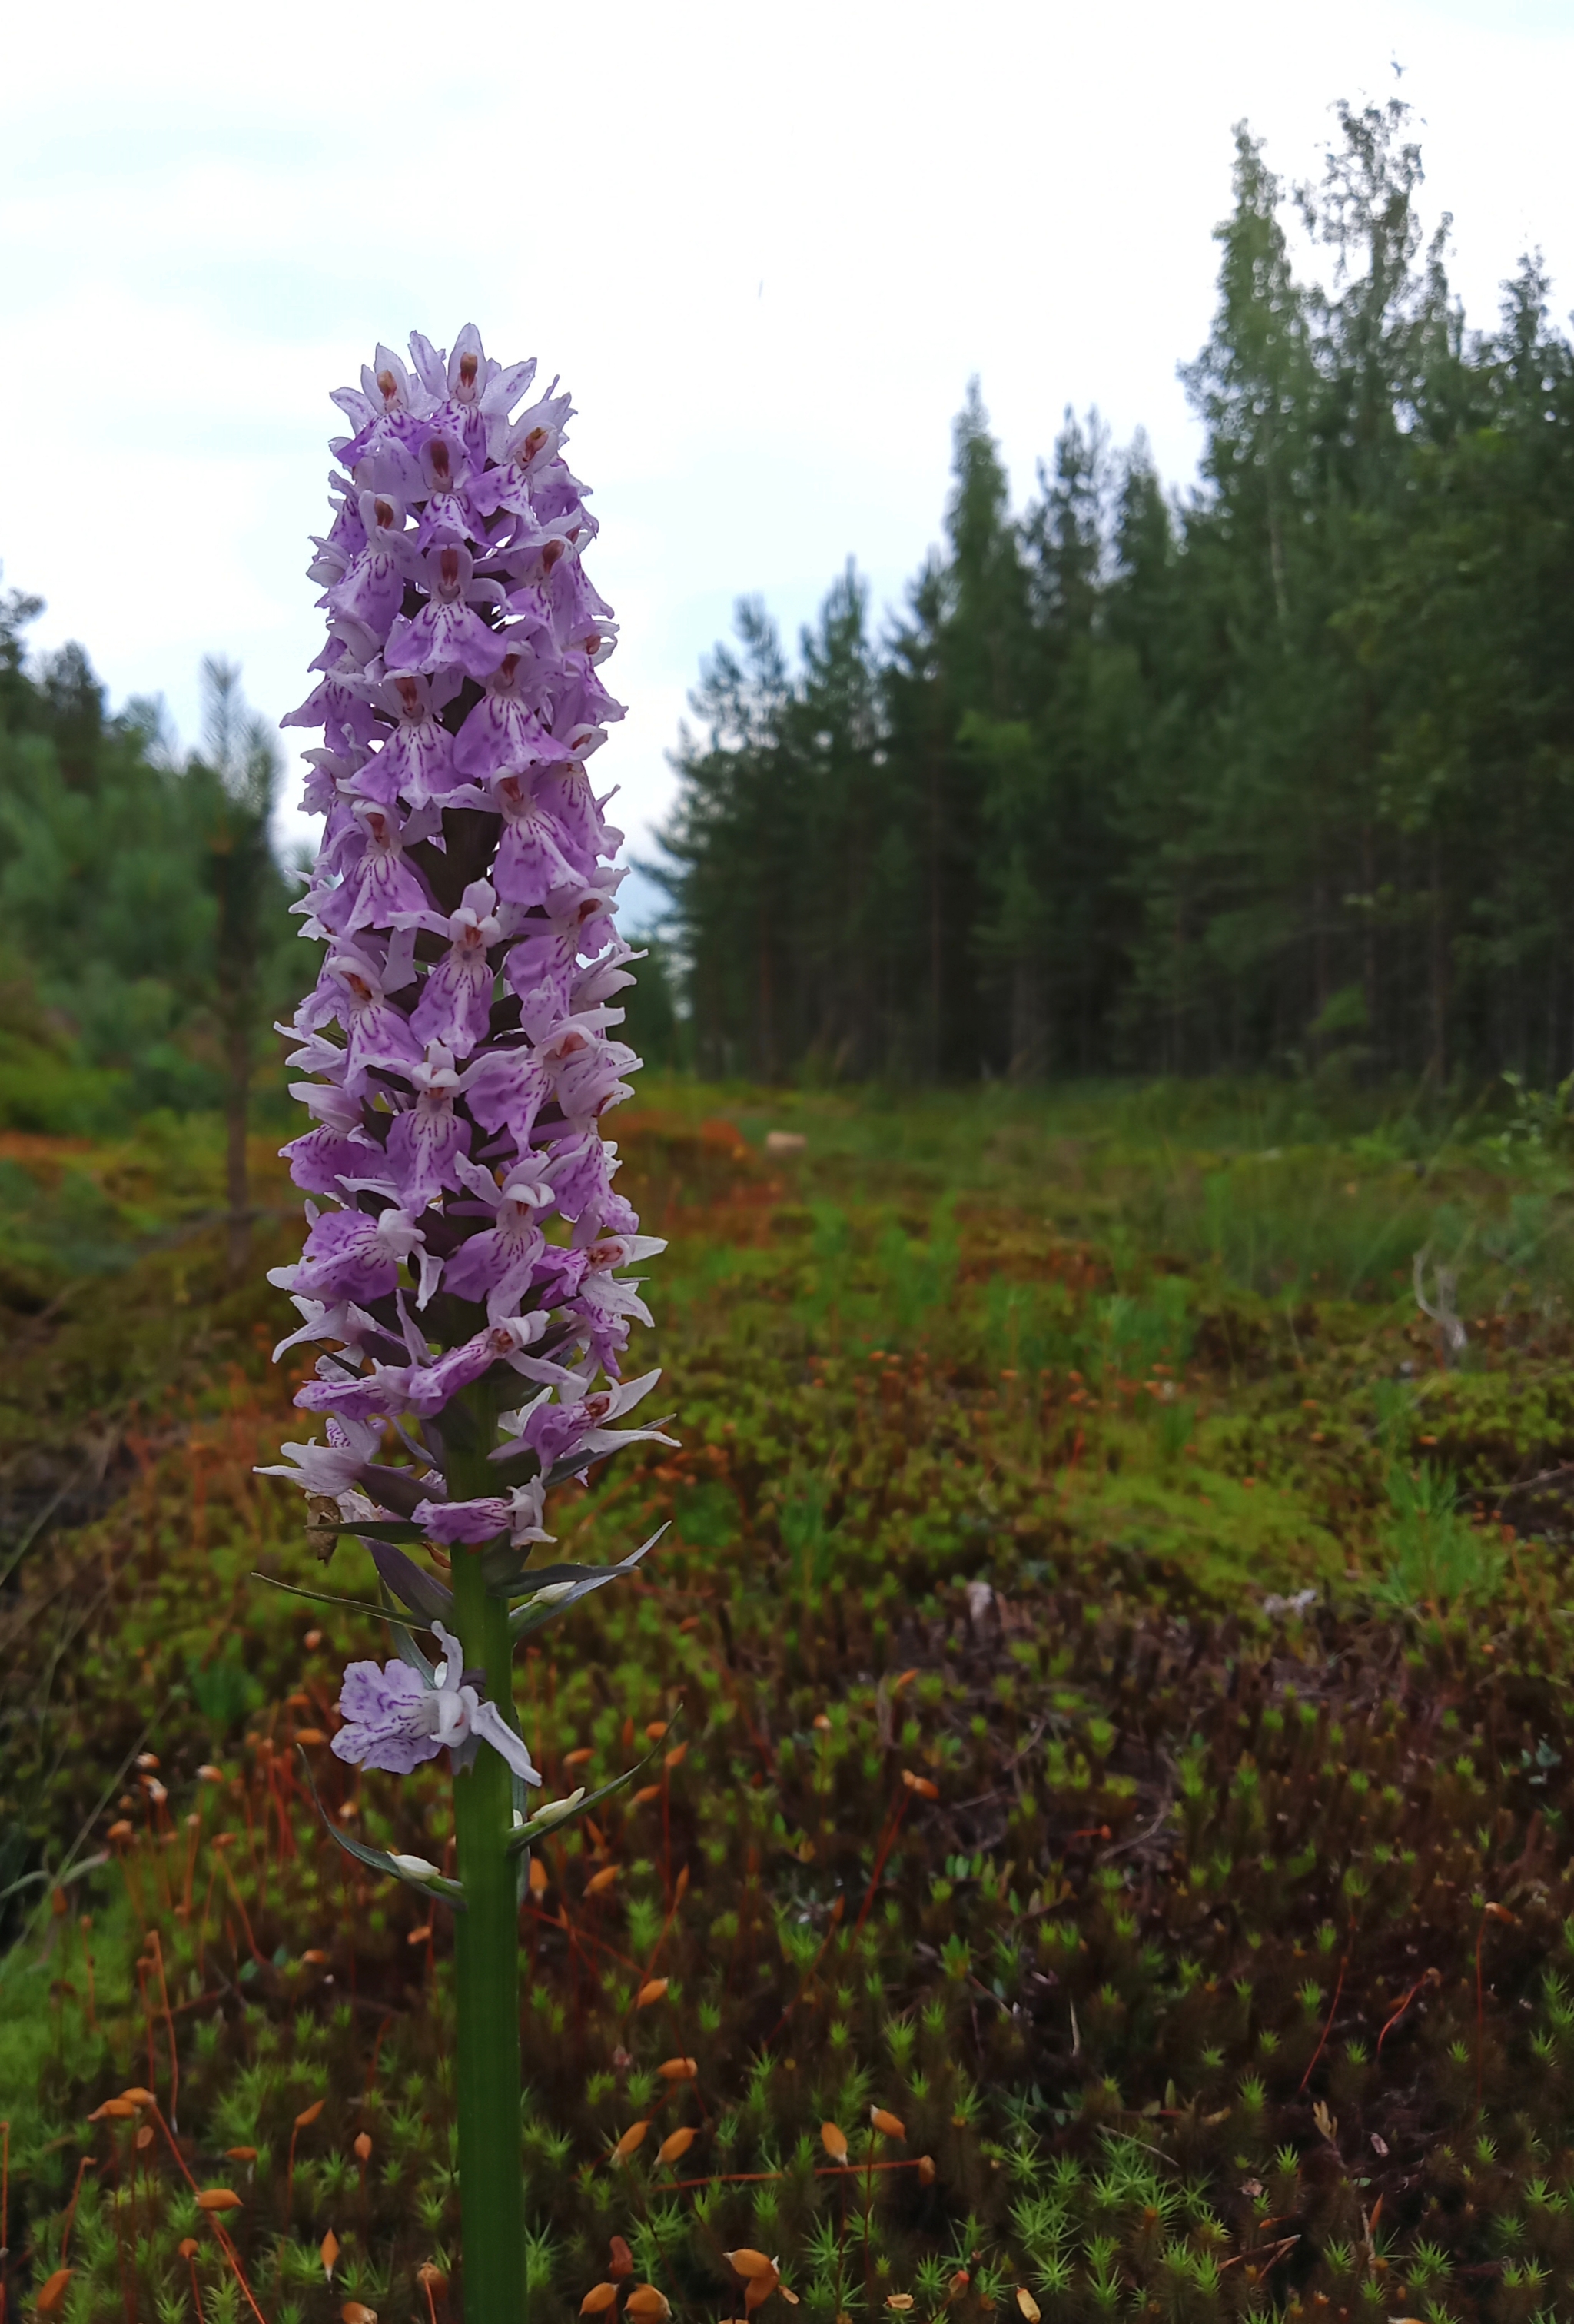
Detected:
[{"left": 3, "top": 0, "right": 1571, "bottom": 918}]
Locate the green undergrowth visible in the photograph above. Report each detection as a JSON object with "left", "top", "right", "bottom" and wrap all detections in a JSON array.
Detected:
[{"left": 8, "top": 1079, "right": 1574, "bottom": 2320}]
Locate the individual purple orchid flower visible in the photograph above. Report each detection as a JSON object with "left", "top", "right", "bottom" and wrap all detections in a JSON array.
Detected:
[
  {"left": 327, "top": 491, "right": 417, "bottom": 632},
  {"left": 452, "top": 652, "right": 567, "bottom": 781},
  {"left": 294, "top": 949, "right": 424, "bottom": 1093},
  {"left": 491, "top": 772, "right": 585, "bottom": 908},
  {"left": 275, "top": 1199, "right": 433, "bottom": 1311},
  {"left": 366, "top": 675, "right": 461, "bottom": 807},
  {"left": 385, "top": 544, "right": 510, "bottom": 680},
  {"left": 331, "top": 1622, "right": 541, "bottom": 1783},
  {"left": 258, "top": 1413, "right": 385, "bottom": 1501},
  {"left": 384, "top": 1044, "right": 472, "bottom": 1209},
  {"left": 441, "top": 1156, "right": 553, "bottom": 1321},
  {"left": 337, "top": 803, "right": 433, "bottom": 933},
  {"left": 407, "top": 880, "right": 506, "bottom": 1056}
]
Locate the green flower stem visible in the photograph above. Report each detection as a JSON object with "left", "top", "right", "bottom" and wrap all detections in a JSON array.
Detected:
[{"left": 451, "top": 1530, "right": 524, "bottom": 2323}]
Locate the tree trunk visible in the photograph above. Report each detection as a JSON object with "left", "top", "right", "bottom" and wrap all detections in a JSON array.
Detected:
[
  {"left": 1009, "top": 955, "right": 1046, "bottom": 1083},
  {"left": 1427, "top": 826, "right": 1448, "bottom": 1089}
]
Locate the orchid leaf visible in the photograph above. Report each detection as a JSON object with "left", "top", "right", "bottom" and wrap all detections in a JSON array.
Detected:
[
  {"left": 512, "top": 1766, "right": 533, "bottom": 1908},
  {"left": 368, "top": 1538, "right": 454, "bottom": 1621},
  {"left": 502, "top": 1526, "right": 667, "bottom": 1629},
  {"left": 505, "top": 1724, "right": 673, "bottom": 1860},
  {"left": 297, "top": 1750, "right": 465, "bottom": 1908},
  {"left": 252, "top": 1573, "right": 408, "bottom": 1621},
  {"left": 380, "top": 1584, "right": 437, "bottom": 1683}
]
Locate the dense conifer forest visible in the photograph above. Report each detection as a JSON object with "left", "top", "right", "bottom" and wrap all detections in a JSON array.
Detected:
[
  {"left": 0, "top": 593, "right": 296, "bottom": 1132},
  {"left": 659, "top": 102, "right": 1574, "bottom": 1089}
]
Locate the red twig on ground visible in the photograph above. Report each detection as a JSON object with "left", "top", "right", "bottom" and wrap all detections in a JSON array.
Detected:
[
  {"left": 215, "top": 1854, "right": 267, "bottom": 1970},
  {"left": 1299, "top": 1951, "right": 1349, "bottom": 2094},
  {"left": 145, "top": 1930, "right": 179, "bottom": 2130},
  {"left": 148, "top": 2103, "right": 270, "bottom": 2324},
  {"left": 665, "top": 2158, "right": 928, "bottom": 2193},
  {"left": 524, "top": 1902, "right": 643, "bottom": 1977},
  {"left": 1376, "top": 1968, "right": 1437, "bottom": 2056},
  {"left": 59, "top": 2153, "right": 95, "bottom": 2262},
  {"left": 852, "top": 1789, "right": 910, "bottom": 1940}
]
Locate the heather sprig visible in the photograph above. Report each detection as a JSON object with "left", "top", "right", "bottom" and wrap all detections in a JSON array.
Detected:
[{"left": 260, "top": 324, "right": 668, "bottom": 2321}]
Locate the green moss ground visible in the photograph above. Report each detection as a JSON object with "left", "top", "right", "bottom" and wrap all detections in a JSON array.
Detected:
[{"left": 6, "top": 1081, "right": 1574, "bottom": 2322}]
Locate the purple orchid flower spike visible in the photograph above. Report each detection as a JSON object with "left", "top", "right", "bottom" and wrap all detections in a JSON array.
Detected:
[{"left": 265, "top": 330, "right": 676, "bottom": 2324}]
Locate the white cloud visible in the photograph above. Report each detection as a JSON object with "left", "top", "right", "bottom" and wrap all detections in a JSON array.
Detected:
[{"left": 3, "top": 0, "right": 1570, "bottom": 886}]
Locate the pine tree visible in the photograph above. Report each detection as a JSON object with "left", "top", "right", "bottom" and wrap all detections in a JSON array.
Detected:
[{"left": 656, "top": 102, "right": 1574, "bottom": 1096}]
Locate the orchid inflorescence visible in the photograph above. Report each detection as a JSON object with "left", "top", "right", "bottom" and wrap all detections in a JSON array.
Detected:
[{"left": 258, "top": 324, "right": 670, "bottom": 1804}]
